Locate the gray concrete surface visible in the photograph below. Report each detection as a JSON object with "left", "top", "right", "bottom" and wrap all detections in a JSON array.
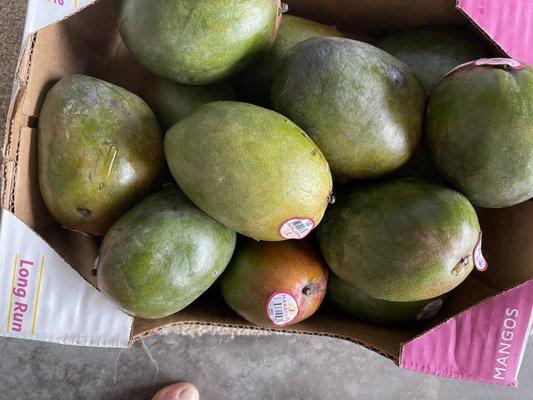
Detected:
[
  {"left": 1, "top": 2, "right": 531, "bottom": 399},
  {"left": 2, "top": 331, "right": 532, "bottom": 400}
]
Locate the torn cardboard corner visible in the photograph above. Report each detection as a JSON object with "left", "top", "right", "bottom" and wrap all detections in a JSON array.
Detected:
[{"left": 1, "top": 0, "right": 531, "bottom": 387}]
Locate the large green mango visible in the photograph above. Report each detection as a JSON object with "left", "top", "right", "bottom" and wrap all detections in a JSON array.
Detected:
[
  {"left": 317, "top": 178, "right": 481, "bottom": 302},
  {"left": 141, "top": 75, "right": 235, "bottom": 130},
  {"left": 235, "top": 15, "right": 343, "bottom": 106},
  {"left": 378, "top": 27, "right": 490, "bottom": 93},
  {"left": 97, "top": 189, "right": 236, "bottom": 319},
  {"left": 38, "top": 74, "right": 163, "bottom": 236},
  {"left": 426, "top": 61, "right": 533, "bottom": 208},
  {"left": 119, "top": 0, "right": 281, "bottom": 84},
  {"left": 272, "top": 37, "right": 425, "bottom": 180},
  {"left": 328, "top": 274, "right": 444, "bottom": 326},
  {"left": 165, "top": 101, "right": 333, "bottom": 241}
]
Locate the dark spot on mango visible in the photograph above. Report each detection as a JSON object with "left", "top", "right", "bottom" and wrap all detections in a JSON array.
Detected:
[
  {"left": 302, "top": 283, "right": 319, "bottom": 296},
  {"left": 389, "top": 66, "right": 407, "bottom": 88},
  {"left": 76, "top": 207, "right": 92, "bottom": 217},
  {"left": 451, "top": 256, "right": 470, "bottom": 276}
]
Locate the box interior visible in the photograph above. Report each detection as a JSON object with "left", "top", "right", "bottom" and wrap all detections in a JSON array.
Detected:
[{"left": 2, "top": 0, "right": 531, "bottom": 360}]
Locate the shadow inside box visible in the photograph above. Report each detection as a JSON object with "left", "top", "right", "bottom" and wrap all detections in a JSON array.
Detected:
[{"left": 37, "top": 223, "right": 101, "bottom": 286}]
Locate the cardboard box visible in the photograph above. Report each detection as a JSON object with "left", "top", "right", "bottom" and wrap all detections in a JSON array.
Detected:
[{"left": 2, "top": 0, "right": 532, "bottom": 387}]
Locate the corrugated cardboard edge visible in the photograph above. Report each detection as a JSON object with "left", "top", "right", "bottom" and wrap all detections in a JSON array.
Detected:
[
  {"left": 2, "top": 34, "right": 36, "bottom": 212},
  {"left": 130, "top": 320, "right": 399, "bottom": 362},
  {"left": 398, "top": 280, "right": 533, "bottom": 386}
]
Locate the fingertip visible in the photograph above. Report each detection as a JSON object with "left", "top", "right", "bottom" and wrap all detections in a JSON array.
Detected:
[{"left": 152, "top": 382, "right": 200, "bottom": 400}]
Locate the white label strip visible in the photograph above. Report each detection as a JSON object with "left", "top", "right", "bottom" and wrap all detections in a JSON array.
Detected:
[
  {"left": 24, "top": 0, "right": 99, "bottom": 36},
  {"left": 0, "top": 209, "right": 132, "bottom": 348}
]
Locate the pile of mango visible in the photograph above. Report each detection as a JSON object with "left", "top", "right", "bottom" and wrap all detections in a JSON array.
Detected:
[{"left": 38, "top": 0, "right": 532, "bottom": 327}]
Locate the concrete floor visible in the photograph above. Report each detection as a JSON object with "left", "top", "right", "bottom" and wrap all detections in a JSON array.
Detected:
[
  {"left": 2, "top": 331, "right": 532, "bottom": 400},
  {"left": 1, "top": 2, "right": 532, "bottom": 399}
]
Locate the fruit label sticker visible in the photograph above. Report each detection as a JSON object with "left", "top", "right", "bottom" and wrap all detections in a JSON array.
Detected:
[
  {"left": 266, "top": 292, "right": 299, "bottom": 326},
  {"left": 416, "top": 298, "right": 444, "bottom": 321},
  {"left": 474, "top": 58, "right": 525, "bottom": 69},
  {"left": 474, "top": 232, "right": 488, "bottom": 271},
  {"left": 279, "top": 218, "right": 314, "bottom": 239},
  {"left": 446, "top": 58, "right": 525, "bottom": 80}
]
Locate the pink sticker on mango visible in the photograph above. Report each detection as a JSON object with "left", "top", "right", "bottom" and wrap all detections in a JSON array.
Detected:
[
  {"left": 474, "top": 231, "right": 488, "bottom": 272},
  {"left": 474, "top": 58, "right": 525, "bottom": 69},
  {"left": 445, "top": 58, "right": 525, "bottom": 80}
]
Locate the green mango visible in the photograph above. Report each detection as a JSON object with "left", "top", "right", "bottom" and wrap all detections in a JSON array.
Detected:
[
  {"left": 119, "top": 0, "right": 281, "bottom": 84},
  {"left": 317, "top": 178, "right": 481, "bottom": 302},
  {"left": 378, "top": 26, "right": 490, "bottom": 93},
  {"left": 426, "top": 61, "right": 533, "bottom": 208},
  {"left": 221, "top": 239, "right": 328, "bottom": 327},
  {"left": 328, "top": 273, "right": 444, "bottom": 326},
  {"left": 272, "top": 37, "right": 425, "bottom": 180},
  {"left": 38, "top": 74, "right": 163, "bottom": 236},
  {"left": 235, "top": 15, "right": 343, "bottom": 106},
  {"left": 165, "top": 101, "right": 333, "bottom": 241},
  {"left": 97, "top": 189, "right": 236, "bottom": 319},
  {"left": 141, "top": 75, "right": 236, "bottom": 130}
]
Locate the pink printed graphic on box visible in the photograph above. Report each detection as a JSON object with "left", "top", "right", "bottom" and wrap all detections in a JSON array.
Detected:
[
  {"left": 49, "top": 0, "right": 78, "bottom": 6},
  {"left": 401, "top": 280, "right": 533, "bottom": 387},
  {"left": 6, "top": 256, "right": 45, "bottom": 335},
  {"left": 458, "top": 0, "right": 533, "bottom": 64}
]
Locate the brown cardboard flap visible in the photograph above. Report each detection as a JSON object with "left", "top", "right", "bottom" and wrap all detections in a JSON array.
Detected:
[
  {"left": 131, "top": 290, "right": 418, "bottom": 360},
  {"left": 131, "top": 276, "right": 498, "bottom": 361},
  {"left": 2, "top": 36, "right": 35, "bottom": 214},
  {"left": 475, "top": 201, "right": 533, "bottom": 290},
  {"left": 13, "top": 128, "right": 54, "bottom": 228},
  {"left": 23, "top": 18, "right": 106, "bottom": 119},
  {"left": 37, "top": 225, "right": 100, "bottom": 287},
  {"left": 284, "top": 0, "right": 465, "bottom": 34}
]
